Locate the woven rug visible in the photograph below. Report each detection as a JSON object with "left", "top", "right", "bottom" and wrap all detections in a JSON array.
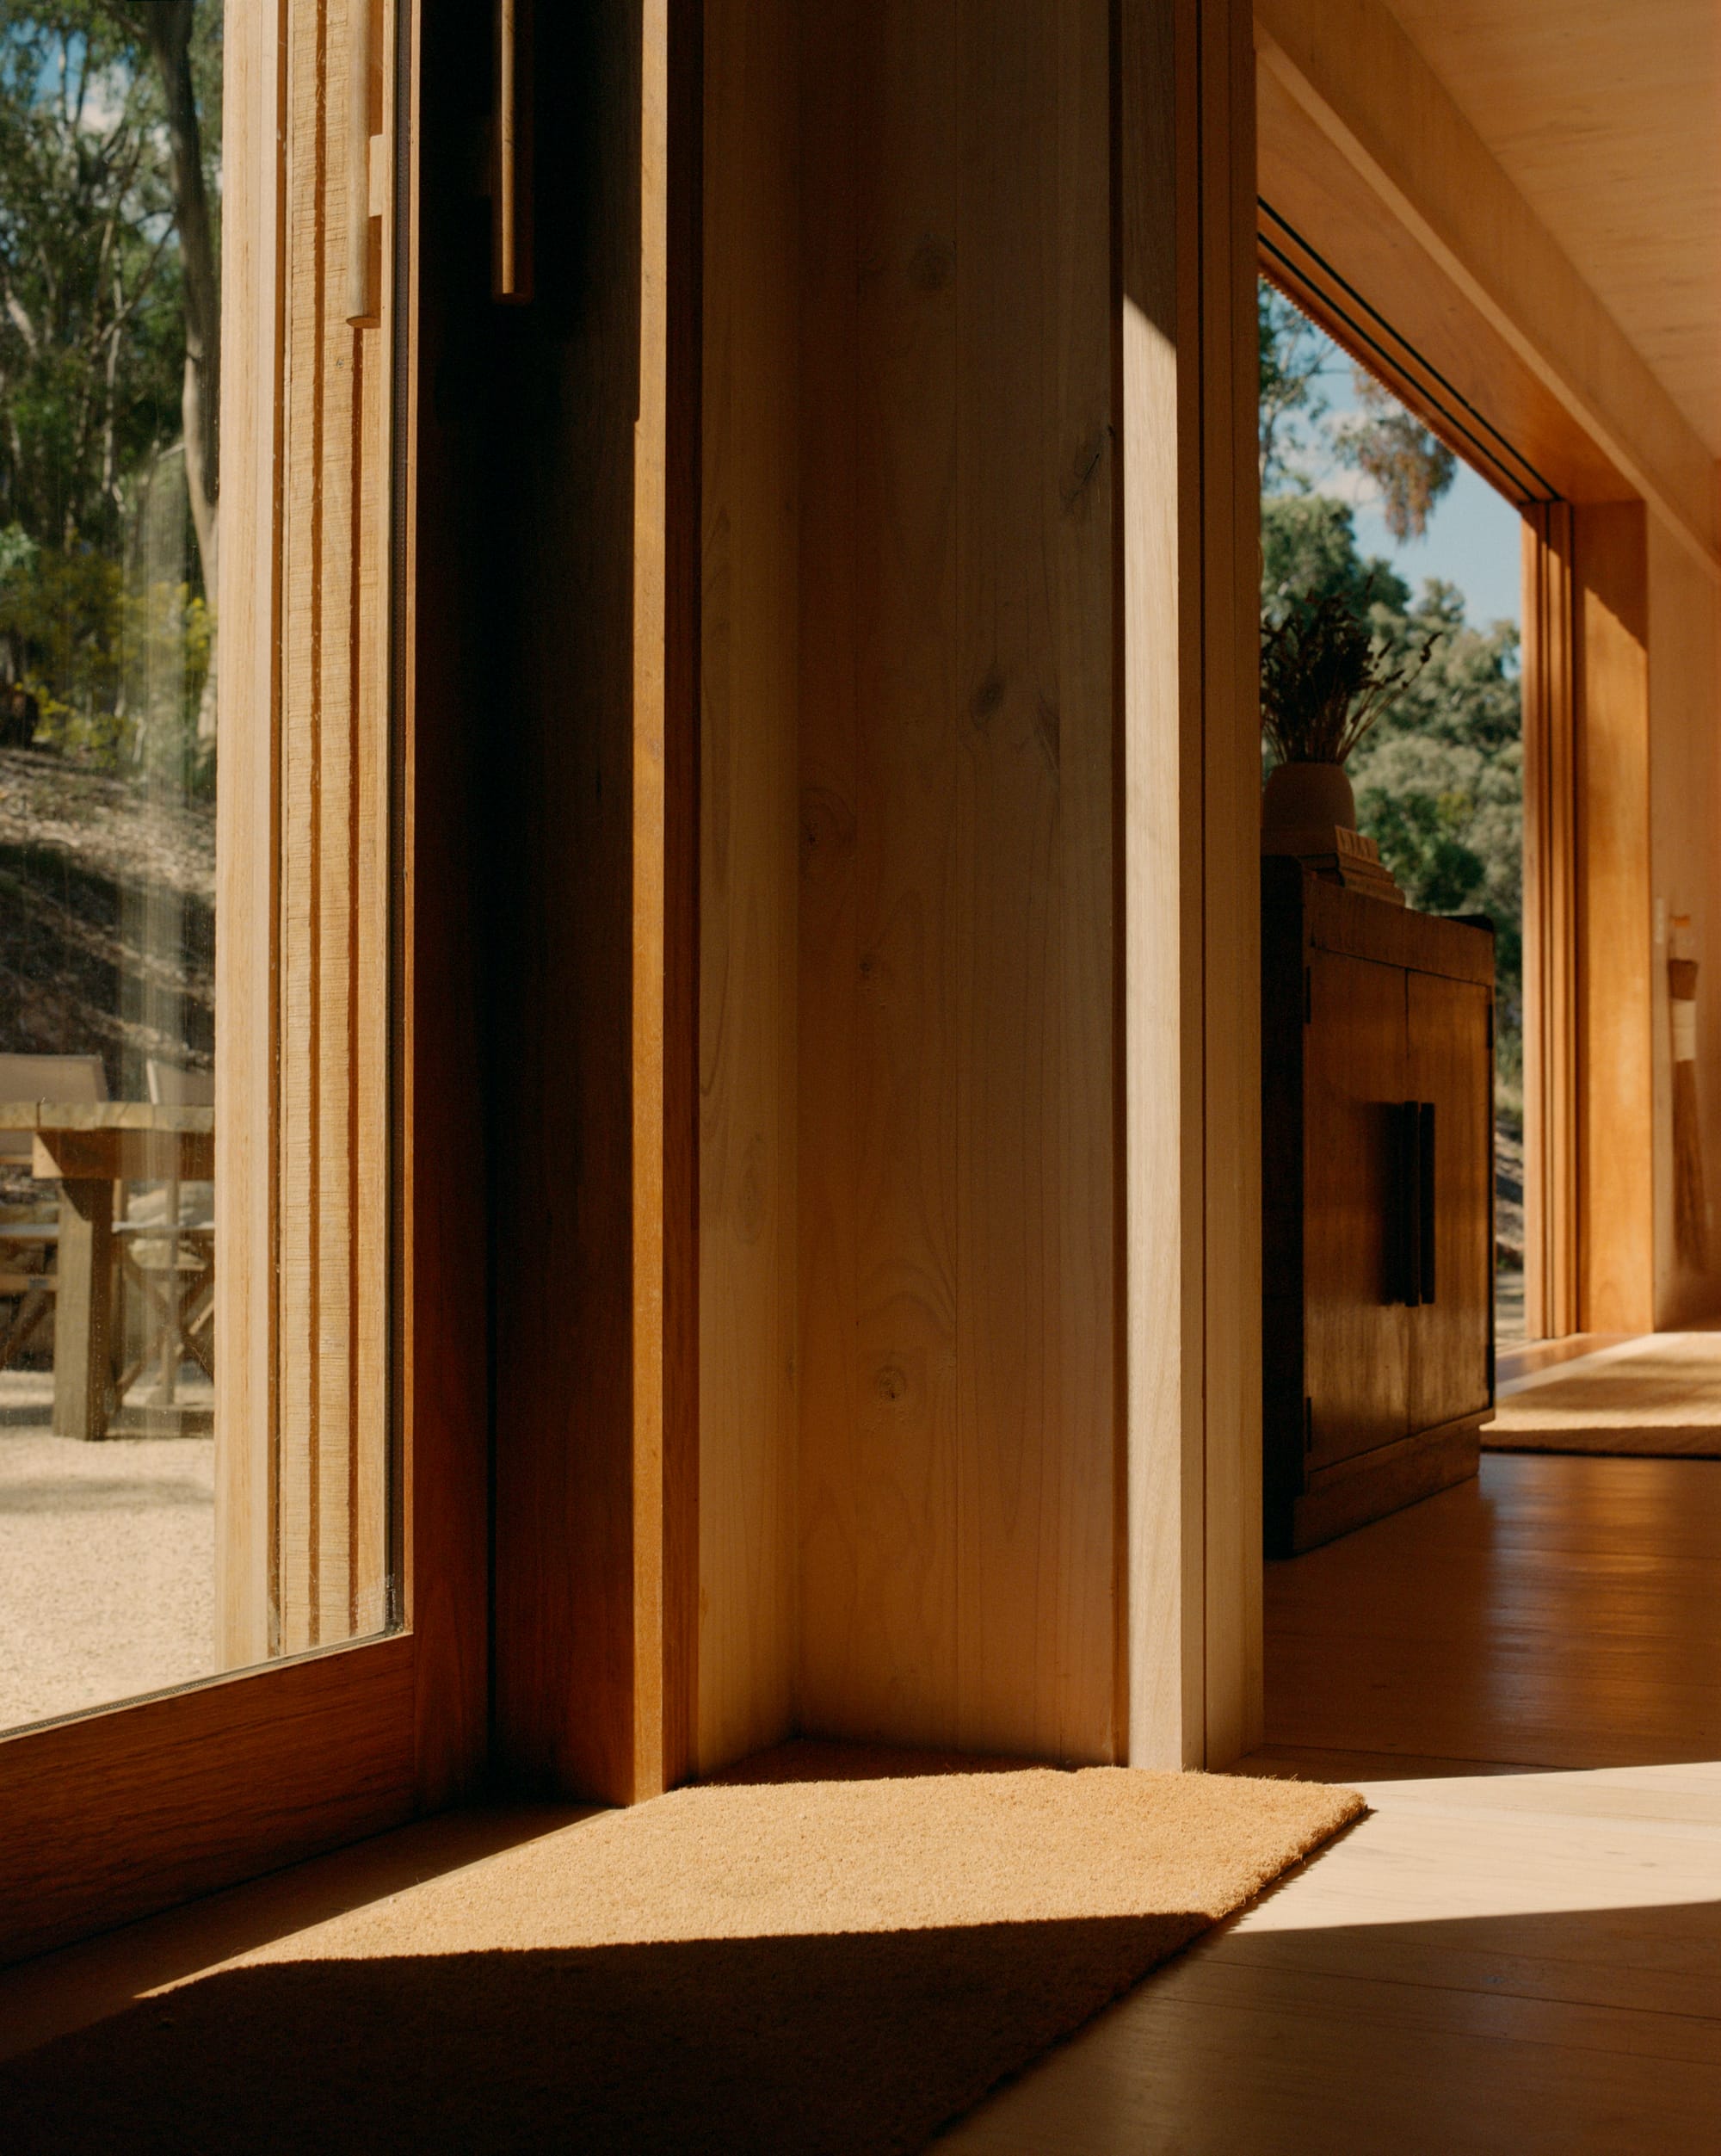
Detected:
[
  {"left": 1485, "top": 1333, "right": 1721, "bottom": 1456},
  {"left": 3, "top": 1742, "right": 1360, "bottom": 2153}
]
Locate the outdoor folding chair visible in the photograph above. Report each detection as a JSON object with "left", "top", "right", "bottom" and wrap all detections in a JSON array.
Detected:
[
  {"left": 112, "top": 1059, "right": 214, "bottom": 1409},
  {"left": 0, "top": 1052, "right": 108, "bottom": 1375}
]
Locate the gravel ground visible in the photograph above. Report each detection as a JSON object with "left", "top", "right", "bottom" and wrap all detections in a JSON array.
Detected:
[
  {"left": 0, "top": 1372, "right": 215, "bottom": 1733},
  {"left": 0, "top": 750, "right": 219, "bottom": 1728}
]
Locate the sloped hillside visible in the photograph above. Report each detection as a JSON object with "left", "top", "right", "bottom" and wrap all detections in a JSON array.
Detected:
[{"left": 0, "top": 746, "right": 213, "bottom": 1130}]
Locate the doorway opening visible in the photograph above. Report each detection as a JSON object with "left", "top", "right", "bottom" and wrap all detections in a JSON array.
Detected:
[
  {"left": 1258, "top": 278, "right": 1533, "bottom": 1351},
  {"left": 1249, "top": 275, "right": 1710, "bottom": 1786}
]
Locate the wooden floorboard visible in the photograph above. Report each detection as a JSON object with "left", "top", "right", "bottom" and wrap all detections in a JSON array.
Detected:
[
  {"left": 11, "top": 1454, "right": 1721, "bottom": 2146},
  {"left": 943, "top": 1454, "right": 1721, "bottom": 2149},
  {"left": 1495, "top": 1331, "right": 1631, "bottom": 1387}
]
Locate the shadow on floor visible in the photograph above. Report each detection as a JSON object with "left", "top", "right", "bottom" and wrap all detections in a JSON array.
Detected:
[
  {"left": 944, "top": 1897, "right": 1721, "bottom": 2150},
  {"left": 2, "top": 1914, "right": 1212, "bottom": 2154}
]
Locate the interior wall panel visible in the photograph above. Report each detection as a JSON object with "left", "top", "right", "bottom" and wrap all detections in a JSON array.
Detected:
[
  {"left": 1574, "top": 502, "right": 1655, "bottom": 1334},
  {"left": 790, "top": 0, "right": 1119, "bottom": 1764},
  {"left": 696, "top": 0, "right": 801, "bottom": 1770},
  {"left": 697, "top": 0, "right": 1261, "bottom": 1774},
  {"left": 1647, "top": 512, "right": 1721, "bottom": 1325}
]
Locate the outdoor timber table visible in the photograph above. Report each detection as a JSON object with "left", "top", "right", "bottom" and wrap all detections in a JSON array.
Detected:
[{"left": 0, "top": 1102, "right": 214, "bottom": 1442}]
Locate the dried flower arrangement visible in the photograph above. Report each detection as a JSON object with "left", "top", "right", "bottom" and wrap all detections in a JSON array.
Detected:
[{"left": 1260, "top": 585, "right": 1434, "bottom": 767}]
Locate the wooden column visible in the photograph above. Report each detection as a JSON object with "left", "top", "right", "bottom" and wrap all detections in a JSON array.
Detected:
[
  {"left": 1573, "top": 502, "right": 1655, "bottom": 1334},
  {"left": 1521, "top": 503, "right": 1579, "bottom": 1343},
  {"left": 694, "top": 0, "right": 1261, "bottom": 1776},
  {"left": 696, "top": 0, "right": 799, "bottom": 1772},
  {"left": 786, "top": 0, "right": 1125, "bottom": 1767},
  {"left": 1119, "top": 0, "right": 1262, "bottom": 1770},
  {"left": 484, "top": 0, "right": 699, "bottom": 1807},
  {"left": 1645, "top": 513, "right": 1721, "bottom": 1325}
]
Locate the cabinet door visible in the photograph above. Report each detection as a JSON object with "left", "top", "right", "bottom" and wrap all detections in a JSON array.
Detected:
[
  {"left": 1303, "top": 949, "right": 1409, "bottom": 1469},
  {"left": 1408, "top": 969, "right": 1493, "bottom": 1430}
]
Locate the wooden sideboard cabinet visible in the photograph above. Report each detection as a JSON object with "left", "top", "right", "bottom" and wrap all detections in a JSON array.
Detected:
[{"left": 1261, "top": 856, "right": 1496, "bottom": 1556}]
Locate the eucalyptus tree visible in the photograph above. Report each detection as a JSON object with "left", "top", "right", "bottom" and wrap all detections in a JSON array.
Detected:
[
  {"left": 0, "top": 0, "right": 220, "bottom": 761},
  {"left": 98, "top": 0, "right": 220, "bottom": 594},
  {"left": 1258, "top": 283, "right": 1523, "bottom": 1090}
]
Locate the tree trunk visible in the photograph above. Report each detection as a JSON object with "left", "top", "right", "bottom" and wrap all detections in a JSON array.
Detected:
[{"left": 141, "top": 1, "right": 219, "bottom": 613}]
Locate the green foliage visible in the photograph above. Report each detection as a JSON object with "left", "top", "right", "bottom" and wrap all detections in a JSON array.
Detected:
[
  {"left": 1258, "top": 289, "right": 1524, "bottom": 1097},
  {"left": 0, "top": 5, "right": 184, "bottom": 554},
  {"left": 1260, "top": 583, "right": 1432, "bottom": 767},
  {"left": 1263, "top": 491, "right": 1399, "bottom": 618},
  {"left": 1258, "top": 283, "right": 1456, "bottom": 541},
  {"left": 1333, "top": 374, "right": 1459, "bottom": 545},
  {"left": 0, "top": 3, "right": 220, "bottom": 783},
  {"left": 0, "top": 521, "right": 211, "bottom": 781},
  {"left": 1258, "top": 283, "right": 1329, "bottom": 494}
]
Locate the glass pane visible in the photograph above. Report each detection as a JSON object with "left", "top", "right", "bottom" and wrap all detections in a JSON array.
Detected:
[
  {"left": 1257, "top": 281, "right": 1527, "bottom": 1346},
  {"left": 0, "top": 0, "right": 398, "bottom": 1733}
]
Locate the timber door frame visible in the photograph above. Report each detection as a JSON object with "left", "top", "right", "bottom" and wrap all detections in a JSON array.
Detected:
[
  {"left": 0, "top": 0, "right": 489, "bottom": 1969},
  {"left": 1255, "top": 0, "right": 1721, "bottom": 1356},
  {"left": 1521, "top": 504, "right": 1579, "bottom": 1341}
]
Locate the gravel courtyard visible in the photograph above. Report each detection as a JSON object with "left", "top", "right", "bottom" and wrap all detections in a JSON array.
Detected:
[{"left": 0, "top": 1372, "right": 215, "bottom": 1731}]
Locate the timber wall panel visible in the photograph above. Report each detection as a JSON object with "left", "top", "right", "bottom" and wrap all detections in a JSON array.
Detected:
[
  {"left": 1574, "top": 503, "right": 1655, "bottom": 1334},
  {"left": 1521, "top": 505, "right": 1580, "bottom": 1343},
  {"left": 796, "top": 0, "right": 965, "bottom": 1751},
  {"left": 1119, "top": 0, "right": 1261, "bottom": 1772},
  {"left": 696, "top": 0, "right": 800, "bottom": 1771},
  {"left": 484, "top": 0, "right": 691, "bottom": 1805},
  {"left": 697, "top": 0, "right": 1261, "bottom": 1773},
  {"left": 790, "top": 0, "right": 1118, "bottom": 1764},
  {"left": 952, "top": 0, "right": 1116, "bottom": 1760},
  {"left": 1647, "top": 513, "right": 1721, "bottom": 1325},
  {"left": 1198, "top": 0, "right": 1264, "bottom": 1770}
]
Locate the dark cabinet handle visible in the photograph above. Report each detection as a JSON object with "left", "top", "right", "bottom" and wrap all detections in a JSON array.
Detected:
[
  {"left": 495, "top": 0, "right": 534, "bottom": 301},
  {"left": 1395, "top": 1101, "right": 1436, "bottom": 1307}
]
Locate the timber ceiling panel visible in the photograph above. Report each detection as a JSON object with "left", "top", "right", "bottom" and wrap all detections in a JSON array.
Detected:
[{"left": 1381, "top": 0, "right": 1721, "bottom": 455}]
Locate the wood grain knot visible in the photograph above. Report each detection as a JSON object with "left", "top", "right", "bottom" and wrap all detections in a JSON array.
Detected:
[
  {"left": 972, "top": 670, "right": 1006, "bottom": 726},
  {"left": 800, "top": 785, "right": 855, "bottom": 885},
  {"left": 909, "top": 234, "right": 955, "bottom": 292},
  {"left": 1033, "top": 695, "right": 1061, "bottom": 780},
  {"left": 736, "top": 1133, "right": 768, "bottom": 1245},
  {"left": 875, "top": 1362, "right": 909, "bottom": 1403},
  {"left": 1062, "top": 424, "right": 1111, "bottom": 510}
]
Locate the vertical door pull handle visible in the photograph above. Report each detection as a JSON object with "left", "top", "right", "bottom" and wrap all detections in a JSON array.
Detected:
[
  {"left": 1394, "top": 1101, "right": 1422, "bottom": 1307},
  {"left": 495, "top": 0, "right": 534, "bottom": 301},
  {"left": 1418, "top": 1101, "right": 1437, "bottom": 1305},
  {"left": 345, "top": 0, "right": 380, "bottom": 326}
]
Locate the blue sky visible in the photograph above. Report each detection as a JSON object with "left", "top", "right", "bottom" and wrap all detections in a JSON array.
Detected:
[
  {"left": 1350, "top": 455, "right": 1523, "bottom": 636},
  {"left": 1290, "top": 317, "right": 1524, "bottom": 638}
]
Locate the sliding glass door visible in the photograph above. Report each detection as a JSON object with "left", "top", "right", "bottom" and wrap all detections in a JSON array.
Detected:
[{"left": 0, "top": 0, "right": 487, "bottom": 1969}]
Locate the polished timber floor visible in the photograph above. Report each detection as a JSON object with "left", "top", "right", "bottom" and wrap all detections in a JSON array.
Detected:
[
  {"left": 944, "top": 1453, "right": 1721, "bottom": 2152},
  {"left": 9, "top": 1455, "right": 1721, "bottom": 2146}
]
